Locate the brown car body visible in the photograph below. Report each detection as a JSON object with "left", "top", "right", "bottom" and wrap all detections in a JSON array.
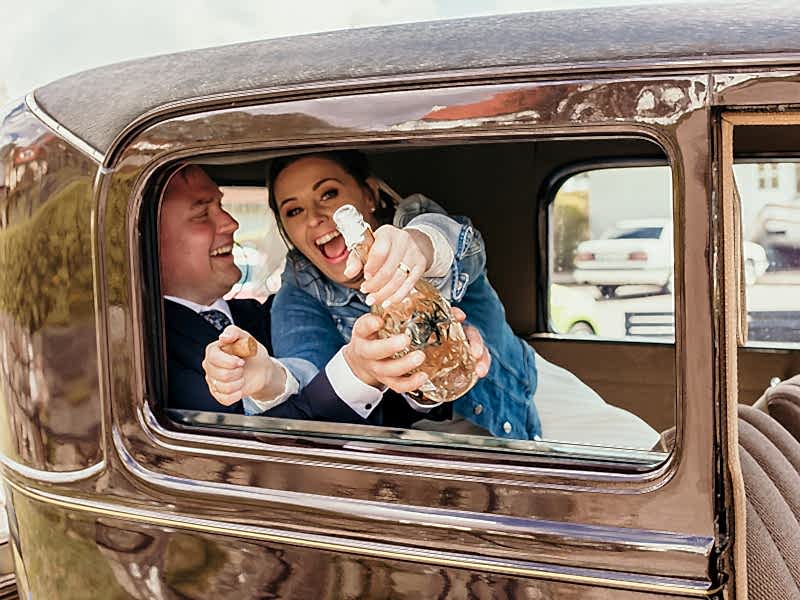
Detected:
[{"left": 2, "top": 3, "right": 800, "bottom": 598}]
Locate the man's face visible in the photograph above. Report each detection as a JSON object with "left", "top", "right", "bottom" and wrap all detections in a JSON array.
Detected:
[{"left": 159, "top": 166, "right": 241, "bottom": 305}]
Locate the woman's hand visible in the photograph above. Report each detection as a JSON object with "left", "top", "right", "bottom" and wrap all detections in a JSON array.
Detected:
[
  {"left": 451, "top": 307, "right": 491, "bottom": 379},
  {"left": 202, "top": 325, "right": 286, "bottom": 405},
  {"left": 342, "top": 307, "right": 491, "bottom": 395},
  {"left": 343, "top": 225, "right": 433, "bottom": 309}
]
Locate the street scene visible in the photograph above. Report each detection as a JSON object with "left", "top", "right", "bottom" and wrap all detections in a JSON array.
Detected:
[
  {"left": 551, "top": 162, "right": 800, "bottom": 346},
  {"left": 559, "top": 274, "right": 800, "bottom": 340}
]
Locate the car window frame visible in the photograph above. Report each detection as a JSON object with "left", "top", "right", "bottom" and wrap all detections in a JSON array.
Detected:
[{"left": 537, "top": 157, "right": 673, "bottom": 342}]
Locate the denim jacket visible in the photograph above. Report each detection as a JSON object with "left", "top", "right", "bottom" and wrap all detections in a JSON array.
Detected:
[{"left": 271, "top": 195, "right": 541, "bottom": 440}]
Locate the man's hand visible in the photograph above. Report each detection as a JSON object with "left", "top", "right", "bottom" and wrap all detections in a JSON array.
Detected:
[
  {"left": 343, "top": 225, "right": 433, "bottom": 309},
  {"left": 202, "top": 325, "right": 286, "bottom": 405},
  {"left": 342, "top": 313, "right": 428, "bottom": 393}
]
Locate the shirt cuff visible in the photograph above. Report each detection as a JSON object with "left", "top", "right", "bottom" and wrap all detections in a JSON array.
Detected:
[
  {"left": 245, "top": 358, "right": 299, "bottom": 412},
  {"left": 325, "top": 349, "right": 384, "bottom": 419},
  {"left": 402, "top": 393, "right": 442, "bottom": 413},
  {"left": 405, "top": 224, "right": 454, "bottom": 278}
]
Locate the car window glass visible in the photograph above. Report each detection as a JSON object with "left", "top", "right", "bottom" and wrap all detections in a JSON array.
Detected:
[
  {"left": 733, "top": 162, "right": 800, "bottom": 347},
  {"left": 603, "top": 226, "right": 663, "bottom": 240},
  {"left": 550, "top": 166, "right": 674, "bottom": 340}
]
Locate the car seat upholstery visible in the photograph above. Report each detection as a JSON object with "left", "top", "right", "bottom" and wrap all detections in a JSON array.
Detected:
[
  {"left": 737, "top": 404, "right": 800, "bottom": 599},
  {"left": 752, "top": 375, "right": 800, "bottom": 443}
]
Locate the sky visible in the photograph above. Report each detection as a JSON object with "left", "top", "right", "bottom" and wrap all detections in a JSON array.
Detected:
[{"left": 1, "top": 0, "right": 698, "bottom": 104}]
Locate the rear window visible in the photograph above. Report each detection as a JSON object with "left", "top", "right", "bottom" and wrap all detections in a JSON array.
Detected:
[
  {"left": 604, "top": 226, "right": 663, "bottom": 239},
  {"left": 550, "top": 165, "right": 674, "bottom": 340}
]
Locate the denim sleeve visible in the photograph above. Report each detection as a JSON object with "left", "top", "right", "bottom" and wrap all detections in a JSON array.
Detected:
[
  {"left": 394, "top": 194, "right": 487, "bottom": 302},
  {"left": 270, "top": 283, "right": 346, "bottom": 375}
]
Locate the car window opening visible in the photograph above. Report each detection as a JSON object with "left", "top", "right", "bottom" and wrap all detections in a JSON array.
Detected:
[{"left": 155, "top": 140, "right": 674, "bottom": 466}]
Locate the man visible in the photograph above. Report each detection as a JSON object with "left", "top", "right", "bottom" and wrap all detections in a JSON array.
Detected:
[{"left": 159, "top": 164, "right": 489, "bottom": 426}]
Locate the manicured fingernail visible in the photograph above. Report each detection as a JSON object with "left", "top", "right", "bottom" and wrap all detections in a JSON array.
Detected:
[
  {"left": 360, "top": 284, "right": 368, "bottom": 293},
  {"left": 413, "top": 352, "right": 424, "bottom": 365},
  {"left": 365, "top": 295, "right": 375, "bottom": 306},
  {"left": 381, "top": 299, "right": 392, "bottom": 309}
]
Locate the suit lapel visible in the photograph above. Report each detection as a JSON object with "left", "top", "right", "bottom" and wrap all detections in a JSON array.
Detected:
[{"left": 164, "top": 300, "right": 220, "bottom": 349}]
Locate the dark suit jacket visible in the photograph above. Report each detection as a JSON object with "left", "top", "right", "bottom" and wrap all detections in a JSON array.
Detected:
[{"left": 164, "top": 298, "right": 448, "bottom": 427}]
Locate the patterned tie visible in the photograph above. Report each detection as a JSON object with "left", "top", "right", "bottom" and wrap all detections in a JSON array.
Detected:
[{"left": 200, "top": 309, "right": 231, "bottom": 332}]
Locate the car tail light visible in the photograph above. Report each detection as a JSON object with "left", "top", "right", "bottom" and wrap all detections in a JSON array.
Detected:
[
  {"left": 575, "top": 251, "right": 595, "bottom": 261},
  {"left": 628, "top": 250, "right": 648, "bottom": 261}
]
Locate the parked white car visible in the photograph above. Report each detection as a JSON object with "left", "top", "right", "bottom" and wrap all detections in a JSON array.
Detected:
[{"left": 574, "top": 219, "right": 768, "bottom": 297}]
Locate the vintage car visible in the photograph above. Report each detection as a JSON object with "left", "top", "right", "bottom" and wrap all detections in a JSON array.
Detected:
[
  {"left": 549, "top": 283, "right": 599, "bottom": 335},
  {"left": 574, "top": 219, "right": 769, "bottom": 297},
  {"left": 3, "top": 3, "right": 800, "bottom": 598}
]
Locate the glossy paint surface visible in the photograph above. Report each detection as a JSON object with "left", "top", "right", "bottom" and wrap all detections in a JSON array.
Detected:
[
  {"left": 0, "top": 102, "right": 102, "bottom": 474},
  {"left": 9, "top": 484, "right": 685, "bottom": 599}
]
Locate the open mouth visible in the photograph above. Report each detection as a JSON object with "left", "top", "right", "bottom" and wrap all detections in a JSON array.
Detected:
[
  {"left": 210, "top": 244, "right": 233, "bottom": 258},
  {"left": 314, "top": 230, "right": 348, "bottom": 263}
]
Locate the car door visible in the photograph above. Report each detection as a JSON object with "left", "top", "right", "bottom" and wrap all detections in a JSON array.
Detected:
[{"left": 78, "top": 74, "right": 732, "bottom": 598}]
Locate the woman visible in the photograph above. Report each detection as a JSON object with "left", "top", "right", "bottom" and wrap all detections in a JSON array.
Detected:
[{"left": 207, "top": 150, "right": 660, "bottom": 447}]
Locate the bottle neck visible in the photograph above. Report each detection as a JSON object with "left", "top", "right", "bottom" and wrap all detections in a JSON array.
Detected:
[
  {"left": 333, "top": 204, "right": 375, "bottom": 263},
  {"left": 351, "top": 228, "right": 375, "bottom": 264}
]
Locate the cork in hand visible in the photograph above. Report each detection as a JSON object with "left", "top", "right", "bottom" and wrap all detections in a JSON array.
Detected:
[{"left": 220, "top": 334, "right": 257, "bottom": 358}]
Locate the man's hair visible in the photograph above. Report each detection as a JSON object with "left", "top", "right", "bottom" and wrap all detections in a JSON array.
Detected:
[{"left": 167, "top": 164, "right": 205, "bottom": 194}]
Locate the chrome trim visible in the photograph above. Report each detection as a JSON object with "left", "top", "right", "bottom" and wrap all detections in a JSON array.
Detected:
[
  {"left": 114, "top": 426, "right": 706, "bottom": 558},
  {"left": 103, "top": 52, "right": 800, "bottom": 167},
  {"left": 150, "top": 407, "right": 664, "bottom": 478},
  {"left": 26, "top": 92, "right": 105, "bottom": 164},
  {"left": 0, "top": 453, "right": 105, "bottom": 484},
  {"left": 5, "top": 473, "right": 717, "bottom": 597}
]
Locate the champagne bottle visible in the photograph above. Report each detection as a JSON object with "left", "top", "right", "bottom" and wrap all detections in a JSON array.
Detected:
[{"left": 333, "top": 205, "right": 477, "bottom": 403}]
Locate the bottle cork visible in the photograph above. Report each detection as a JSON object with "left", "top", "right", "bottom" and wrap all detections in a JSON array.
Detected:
[{"left": 220, "top": 334, "right": 257, "bottom": 358}]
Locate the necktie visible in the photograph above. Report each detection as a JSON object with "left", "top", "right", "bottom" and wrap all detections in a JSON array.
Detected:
[{"left": 200, "top": 309, "right": 231, "bottom": 332}]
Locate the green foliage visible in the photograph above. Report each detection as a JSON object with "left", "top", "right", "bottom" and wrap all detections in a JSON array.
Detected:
[
  {"left": 164, "top": 533, "right": 226, "bottom": 593},
  {"left": 0, "top": 168, "right": 140, "bottom": 333},
  {"left": 0, "top": 179, "right": 95, "bottom": 332},
  {"left": 552, "top": 190, "right": 589, "bottom": 273},
  {"left": 14, "top": 497, "right": 130, "bottom": 600}
]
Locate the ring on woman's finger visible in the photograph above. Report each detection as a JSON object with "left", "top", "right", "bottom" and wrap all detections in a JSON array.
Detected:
[{"left": 397, "top": 261, "right": 412, "bottom": 275}]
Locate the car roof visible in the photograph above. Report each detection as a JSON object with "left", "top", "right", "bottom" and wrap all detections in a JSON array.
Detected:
[{"left": 34, "top": 1, "right": 800, "bottom": 156}]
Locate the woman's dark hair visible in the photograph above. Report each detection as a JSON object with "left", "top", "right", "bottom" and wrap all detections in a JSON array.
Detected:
[{"left": 267, "top": 150, "right": 396, "bottom": 242}]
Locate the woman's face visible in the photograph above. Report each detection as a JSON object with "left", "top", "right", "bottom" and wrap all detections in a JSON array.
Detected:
[{"left": 273, "top": 156, "right": 379, "bottom": 287}]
